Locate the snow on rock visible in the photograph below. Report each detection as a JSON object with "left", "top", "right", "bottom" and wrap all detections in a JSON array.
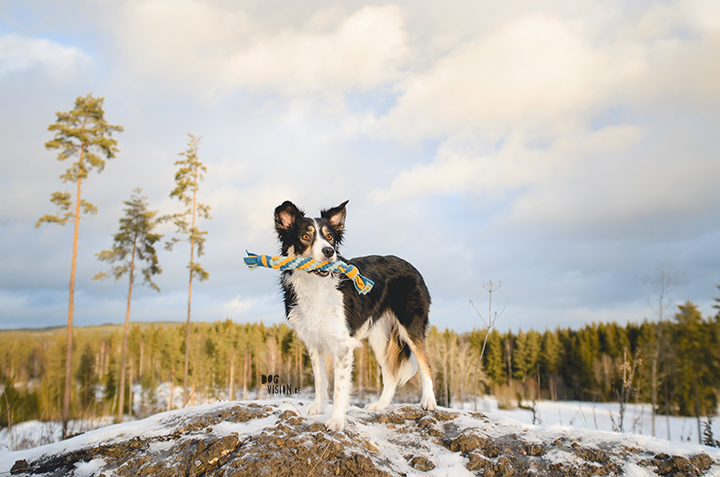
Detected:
[{"left": 1, "top": 398, "right": 718, "bottom": 476}]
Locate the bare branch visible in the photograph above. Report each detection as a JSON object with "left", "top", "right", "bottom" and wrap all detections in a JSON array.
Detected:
[{"left": 472, "top": 281, "right": 507, "bottom": 412}]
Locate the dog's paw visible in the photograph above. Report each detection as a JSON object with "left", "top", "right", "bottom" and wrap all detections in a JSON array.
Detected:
[
  {"left": 306, "top": 401, "right": 325, "bottom": 415},
  {"left": 365, "top": 401, "right": 388, "bottom": 411},
  {"left": 325, "top": 415, "right": 345, "bottom": 432},
  {"left": 420, "top": 395, "right": 437, "bottom": 411}
]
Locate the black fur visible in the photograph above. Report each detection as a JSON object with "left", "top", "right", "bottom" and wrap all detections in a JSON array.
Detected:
[{"left": 340, "top": 255, "right": 430, "bottom": 342}]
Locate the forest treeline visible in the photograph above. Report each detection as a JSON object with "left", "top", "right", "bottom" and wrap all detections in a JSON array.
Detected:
[{"left": 2, "top": 299, "right": 719, "bottom": 429}]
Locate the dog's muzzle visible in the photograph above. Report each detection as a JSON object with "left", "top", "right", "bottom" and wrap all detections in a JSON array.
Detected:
[{"left": 315, "top": 246, "right": 335, "bottom": 276}]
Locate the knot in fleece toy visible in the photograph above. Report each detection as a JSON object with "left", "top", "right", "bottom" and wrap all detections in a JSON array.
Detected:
[{"left": 243, "top": 252, "right": 375, "bottom": 295}]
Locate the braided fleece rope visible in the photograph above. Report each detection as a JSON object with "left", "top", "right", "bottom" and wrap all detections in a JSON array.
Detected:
[{"left": 243, "top": 251, "right": 375, "bottom": 295}]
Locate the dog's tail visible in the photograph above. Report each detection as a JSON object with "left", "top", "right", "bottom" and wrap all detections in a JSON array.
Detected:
[{"left": 386, "top": 326, "right": 419, "bottom": 387}]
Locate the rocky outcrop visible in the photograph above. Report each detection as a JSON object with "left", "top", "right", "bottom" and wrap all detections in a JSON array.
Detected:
[{"left": 6, "top": 401, "right": 719, "bottom": 476}]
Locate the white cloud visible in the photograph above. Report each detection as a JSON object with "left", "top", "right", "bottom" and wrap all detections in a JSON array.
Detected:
[
  {"left": 0, "top": 33, "right": 90, "bottom": 79},
  {"left": 374, "top": 124, "right": 642, "bottom": 202},
  {"left": 373, "top": 0, "right": 720, "bottom": 233},
  {"left": 114, "top": 1, "right": 409, "bottom": 96},
  {"left": 370, "top": 0, "right": 719, "bottom": 141},
  {"left": 613, "top": 0, "right": 720, "bottom": 106},
  {"left": 507, "top": 130, "right": 720, "bottom": 232},
  {"left": 222, "top": 5, "right": 409, "bottom": 93},
  {"left": 374, "top": 15, "right": 637, "bottom": 141}
]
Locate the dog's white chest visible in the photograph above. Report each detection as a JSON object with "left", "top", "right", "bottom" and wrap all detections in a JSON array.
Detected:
[{"left": 284, "top": 272, "right": 350, "bottom": 349}]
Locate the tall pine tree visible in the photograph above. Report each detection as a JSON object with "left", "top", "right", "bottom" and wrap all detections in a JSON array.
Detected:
[
  {"left": 94, "top": 189, "right": 162, "bottom": 422},
  {"left": 166, "top": 134, "right": 211, "bottom": 407},
  {"left": 36, "top": 93, "right": 123, "bottom": 436}
]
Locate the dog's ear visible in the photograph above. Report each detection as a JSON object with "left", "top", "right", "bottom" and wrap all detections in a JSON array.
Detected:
[
  {"left": 275, "top": 201, "right": 304, "bottom": 234},
  {"left": 321, "top": 200, "right": 348, "bottom": 236}
]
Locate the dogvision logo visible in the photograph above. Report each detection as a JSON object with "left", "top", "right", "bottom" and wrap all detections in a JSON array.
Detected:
[{"left": 261, "top": 374, "right": 300, "bottom": 396}]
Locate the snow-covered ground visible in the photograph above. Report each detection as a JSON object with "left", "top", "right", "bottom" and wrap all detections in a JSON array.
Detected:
[
  {"left": 467, "top": 399, "right": 719, "bottom": 446},
  {"left": 1, "top": 396, "right": 718, "bottom": 453},
  {"left": 0, "top": 398, "right": 719, "bottom": 477}
]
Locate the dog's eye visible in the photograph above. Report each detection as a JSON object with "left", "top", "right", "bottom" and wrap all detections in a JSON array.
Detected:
[
  {"left": 302, "top": 233, "right": 310, "bottom": 241},
  {"left": 325, "top": 233, "right": 333, "bottom": 241}
]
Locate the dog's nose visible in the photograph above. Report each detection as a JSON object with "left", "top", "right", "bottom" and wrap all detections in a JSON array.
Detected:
[{"left": 322, "top": 247, "right": 334, "bottom": 258}]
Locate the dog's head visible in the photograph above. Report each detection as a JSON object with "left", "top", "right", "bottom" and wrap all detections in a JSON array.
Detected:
[{"left": 274, "top": 200, "right": 348, "bottom": 268}]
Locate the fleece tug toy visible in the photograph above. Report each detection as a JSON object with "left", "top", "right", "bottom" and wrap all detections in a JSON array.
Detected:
[{"left": 244, "top": 252, "right": 375, "bottom": 295}]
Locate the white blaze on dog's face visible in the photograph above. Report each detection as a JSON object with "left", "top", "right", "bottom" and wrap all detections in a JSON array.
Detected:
[{"left": 310, "top": 220, "right": 337, "bottom": 262}]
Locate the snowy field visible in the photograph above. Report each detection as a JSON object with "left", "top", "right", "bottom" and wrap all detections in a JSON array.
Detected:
[{"left": 469, "top": 399, "right": 719, "bottom": 446}]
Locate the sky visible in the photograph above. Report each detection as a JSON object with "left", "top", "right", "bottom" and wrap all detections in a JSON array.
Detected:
[{"left": 1, "top": 0, "right": 719, "bottom": 333}]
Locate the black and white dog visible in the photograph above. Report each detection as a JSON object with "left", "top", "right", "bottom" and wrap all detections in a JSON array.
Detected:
[{"left": 274, "top": 200, "right": 437, "bottom": 431}]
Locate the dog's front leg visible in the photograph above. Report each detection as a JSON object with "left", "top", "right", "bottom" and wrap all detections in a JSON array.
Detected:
[
  {"left": 325, "top": 346, "right": 354, "bottom": 432},
  {"left": 306, "top": 345, "right": 328, "bottom": 415}
]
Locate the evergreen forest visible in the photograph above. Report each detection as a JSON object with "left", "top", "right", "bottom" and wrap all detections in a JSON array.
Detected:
[{"left": 2, "top": 298, "right": 719, "bottom": 430}]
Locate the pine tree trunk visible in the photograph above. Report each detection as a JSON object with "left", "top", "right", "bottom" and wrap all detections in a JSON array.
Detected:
[
  {"left": 117, "top": 239, "right": 136, "bottom": 422},
  {"left": 183, "top": 182, "right": 198, "bottom": 408},
  {"left": 63, "top": 176, "right": 83, "bottom": 438},
  {"left": 183, "top": 268, "right": 192, "bottom": 407},
  {"left": 243, "top": 352, "right": 248, "bottom": 400},
  {"left": 128, "top": 362, "right": 134, "bottom": 418},
  {"left": 229, "top": 355, "right": 235, "bottom": 401}
]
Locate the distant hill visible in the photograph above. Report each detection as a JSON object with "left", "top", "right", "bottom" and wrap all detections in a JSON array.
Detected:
[{"left": 0, "top": 321, "right": 189, "bottom": 336}]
